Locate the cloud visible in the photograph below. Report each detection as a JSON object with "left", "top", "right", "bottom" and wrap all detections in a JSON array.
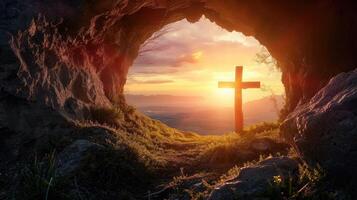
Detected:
[
  {"left": 134, "top": 18, "right": 215, "bottom": 69},
  {"left": 135, "top": 39, "right": 193, "bottom": 68},
  {"left": 128, "top": 78, "right": 174, "bottom": 84},
  {"left": 135, "top": 55, "right": 180, "bottom": 67},
  {"left": 213, "top": 32, "right": 260, "bottom": 47},
  {"left": 132, "top": 68, "right": 180, "bottom": 74},
  {"left": 133, "top": 18, "right": 259, "bottom": 69},
  {"left": 135, "top": 49, "right": 203, "bottom": 69},
  {"left": 131, "top": 16, "right": 264, "bottom": 76},
  {"left": 171, "top": 51, "right": 203, "bottom": 67},
  {"left": 142, "top": 80, "right": 174, "bottom": 84}
]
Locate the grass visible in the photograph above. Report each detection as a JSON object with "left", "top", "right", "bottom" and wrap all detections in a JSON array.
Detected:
[
  {"left": 77, "top": 103, "right": 293, "bottom": 199},
  {"left": 86, "top": 104, "right": 288, "bottom": 174},
  {"left": 216, "top": 154, "right": 270, "bottom": 185},
  {"left": 197, "top": 124, "right": 286, "bottom": 169},
  {"left": 75, "top": 146, "right": 155, "bottom": 199},
  {"left": 160, "top": 155, "right": 273, "bottom": 200},
  {"left": 15, "top": 143, "right": 157, "bottom": 200},
  {"left": 243, "top": 121, "right": 280, "bottom": 135},
  {"left": 16, "top": 151, "right": 71, "bottom": 200},
  {"left": 89, "top": 106, "right": 125, "bottom": 128},
  {"left": 163, "top": 172, "right": 214, "bottom": 200},
  {"left": 11, "top": 101, "right": 342, "bottom": 199},
  {"left": 261, "top": 163, "right": 328, "bottom": 199},
  {"left": 161, "top": 157, "right": 337, "bottom": 200}
]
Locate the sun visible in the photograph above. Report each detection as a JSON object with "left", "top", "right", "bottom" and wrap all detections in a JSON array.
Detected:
[
  {"left": 211, "top": 87, "right": 234, "bottom": 107},
  {"left": 217, "top": 88, "right": 234, "bottom": 96}
]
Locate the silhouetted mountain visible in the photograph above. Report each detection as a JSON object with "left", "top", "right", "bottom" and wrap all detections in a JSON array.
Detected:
[
  {"left": 244, "top": 95, "right": 284, "bottom": 125},
  {"left": 125, "top": 94, "right": 204, "bottom": 107}
]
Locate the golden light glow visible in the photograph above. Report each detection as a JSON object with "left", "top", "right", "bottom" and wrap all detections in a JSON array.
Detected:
[
  {"left": 213, "top": 88, "right": 235, "bottom": 106},
  {"left": 192, "top": 51, "right": 203, "bottom": 60},
  {"left": 125, "top": 16, "right": 284, "bottom": 107}
]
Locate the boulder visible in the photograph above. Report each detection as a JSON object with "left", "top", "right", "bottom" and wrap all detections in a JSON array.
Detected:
[
  {"left": 208, "top": 157, "right": 298, "bottom": 200},
  {"left": 249, "top": 137, "right": 289, "bottom": 154},
  {"left": 281, "top": 68, "right": 357, "bottom": 182},
  {"left": 6, "top": 17, "right": 112, "bottom": 120},
  {"left": 56, "top": 139, "right": 103, "bottom": 176}
]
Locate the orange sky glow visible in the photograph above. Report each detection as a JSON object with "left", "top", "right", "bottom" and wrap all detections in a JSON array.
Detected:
[{"left": 125, "top": 16, "right": 284, "bottom": 107}]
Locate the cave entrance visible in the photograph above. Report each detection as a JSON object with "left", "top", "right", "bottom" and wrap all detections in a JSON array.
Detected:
[{"left": 124, "top": 16, "right": 284, "bottom": 135}]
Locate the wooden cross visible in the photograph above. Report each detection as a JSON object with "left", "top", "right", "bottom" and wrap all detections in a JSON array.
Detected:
[{"left": 218, "top": 66, "right": 261, "bottom": 133}]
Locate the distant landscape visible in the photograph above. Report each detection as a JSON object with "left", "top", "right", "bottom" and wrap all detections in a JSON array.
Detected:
[{"left": 125, "top": 94, "right": 284, "bottom": 134}]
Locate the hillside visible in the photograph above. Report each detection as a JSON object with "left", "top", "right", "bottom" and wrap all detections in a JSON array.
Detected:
[
  {"left": 1, "top": 98, "right": 297, "bottom": 199},
  {"left": 126, "top": 94, "right": 284, "bottom": 134}
]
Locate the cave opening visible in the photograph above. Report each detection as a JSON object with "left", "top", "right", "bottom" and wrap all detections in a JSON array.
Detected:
[{"left": 124, "top": 16, "right": 285, "bottom": 134}]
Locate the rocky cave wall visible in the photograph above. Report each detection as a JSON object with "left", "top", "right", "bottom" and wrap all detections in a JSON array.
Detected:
[{"left": 2, "top": 0, "right": 357, "bottom": 118}]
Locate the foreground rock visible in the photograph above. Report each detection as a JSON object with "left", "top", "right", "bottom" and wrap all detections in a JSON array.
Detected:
[
  {"left": 208, "top": 157, "right": 298, "bottom": 200},
  {"left": 281, "top": 68, "right": 357, "bottom": 182},
  {"left": 249, "top": 137, "right": 289, "bottom": 154},
  {"left": 57, "top": 139, "right": 104, "bottom": 176}
]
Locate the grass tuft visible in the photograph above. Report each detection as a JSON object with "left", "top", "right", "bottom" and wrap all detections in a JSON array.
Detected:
[
  {"left": 89, "top": 106, "right": 124, "bottom": 128},
  {"left": 17, "top": 151, "right": 70, "bottom": 200},
  {"left": 75, "top": 146, "right": 155, "bottom": 199},
  {"left": 263, "top": 162, "right": 328, "bottom": 199},
  {"left": 243, "top": 121, "right": 280, "bottom": 135}
]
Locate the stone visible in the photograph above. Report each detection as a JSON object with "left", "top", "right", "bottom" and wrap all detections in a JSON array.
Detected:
[
  {"left": 6, "top": 17, "right": 112, "bottom": 120},
  {"left": 208, "top": 157, "right": 298, "bottom": 200},
  {"left": 56, "top": 139, "right": 103, "bottom": 176},
  {"left": 249, "top": 138, "right": 289, "bottom": 154},
  {"left": 281, "top": 68, "right": 357, "bottom": 182}
]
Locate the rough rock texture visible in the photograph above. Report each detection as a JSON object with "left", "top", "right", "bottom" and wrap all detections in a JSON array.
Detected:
[
  {"left": 249, "top": 137, "right": 288, "bottom": 153},
  {"left": 0, "top": 13, "right": 113, "bottom": 163},
  {"left": 10, "top": 18, "right": 112, "bottom": 118},
  {"left": 57, "top": 139, "right": 103, "bottom": 176},
  {"left": 208, "top": 157, "right": 299, "bottom": 200},
  {"left": 0, "top": 89, "right": 76, "bottom": 163},
  {"left": 281, "top": 68, "right": 357, "bottom": 183}
]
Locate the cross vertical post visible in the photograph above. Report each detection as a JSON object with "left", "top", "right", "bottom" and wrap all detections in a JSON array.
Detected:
[
  {"left": 218, "top": 66, "right": 261, "bottom": 134},
  {"left": 235, "top": 66, "right": 243, "bottom": 132}
]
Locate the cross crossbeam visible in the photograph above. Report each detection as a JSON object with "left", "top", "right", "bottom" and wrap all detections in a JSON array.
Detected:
[
  {"left": 218, "top": 66, "right": 261, "bottom": 133},
  {"left": 218, "top": 81, "right": 260, "bottom": 89}
]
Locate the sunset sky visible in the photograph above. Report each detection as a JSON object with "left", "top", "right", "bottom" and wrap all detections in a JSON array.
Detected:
[{"left": 125, "top": 16, "right": 284, "bottom": 107}]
